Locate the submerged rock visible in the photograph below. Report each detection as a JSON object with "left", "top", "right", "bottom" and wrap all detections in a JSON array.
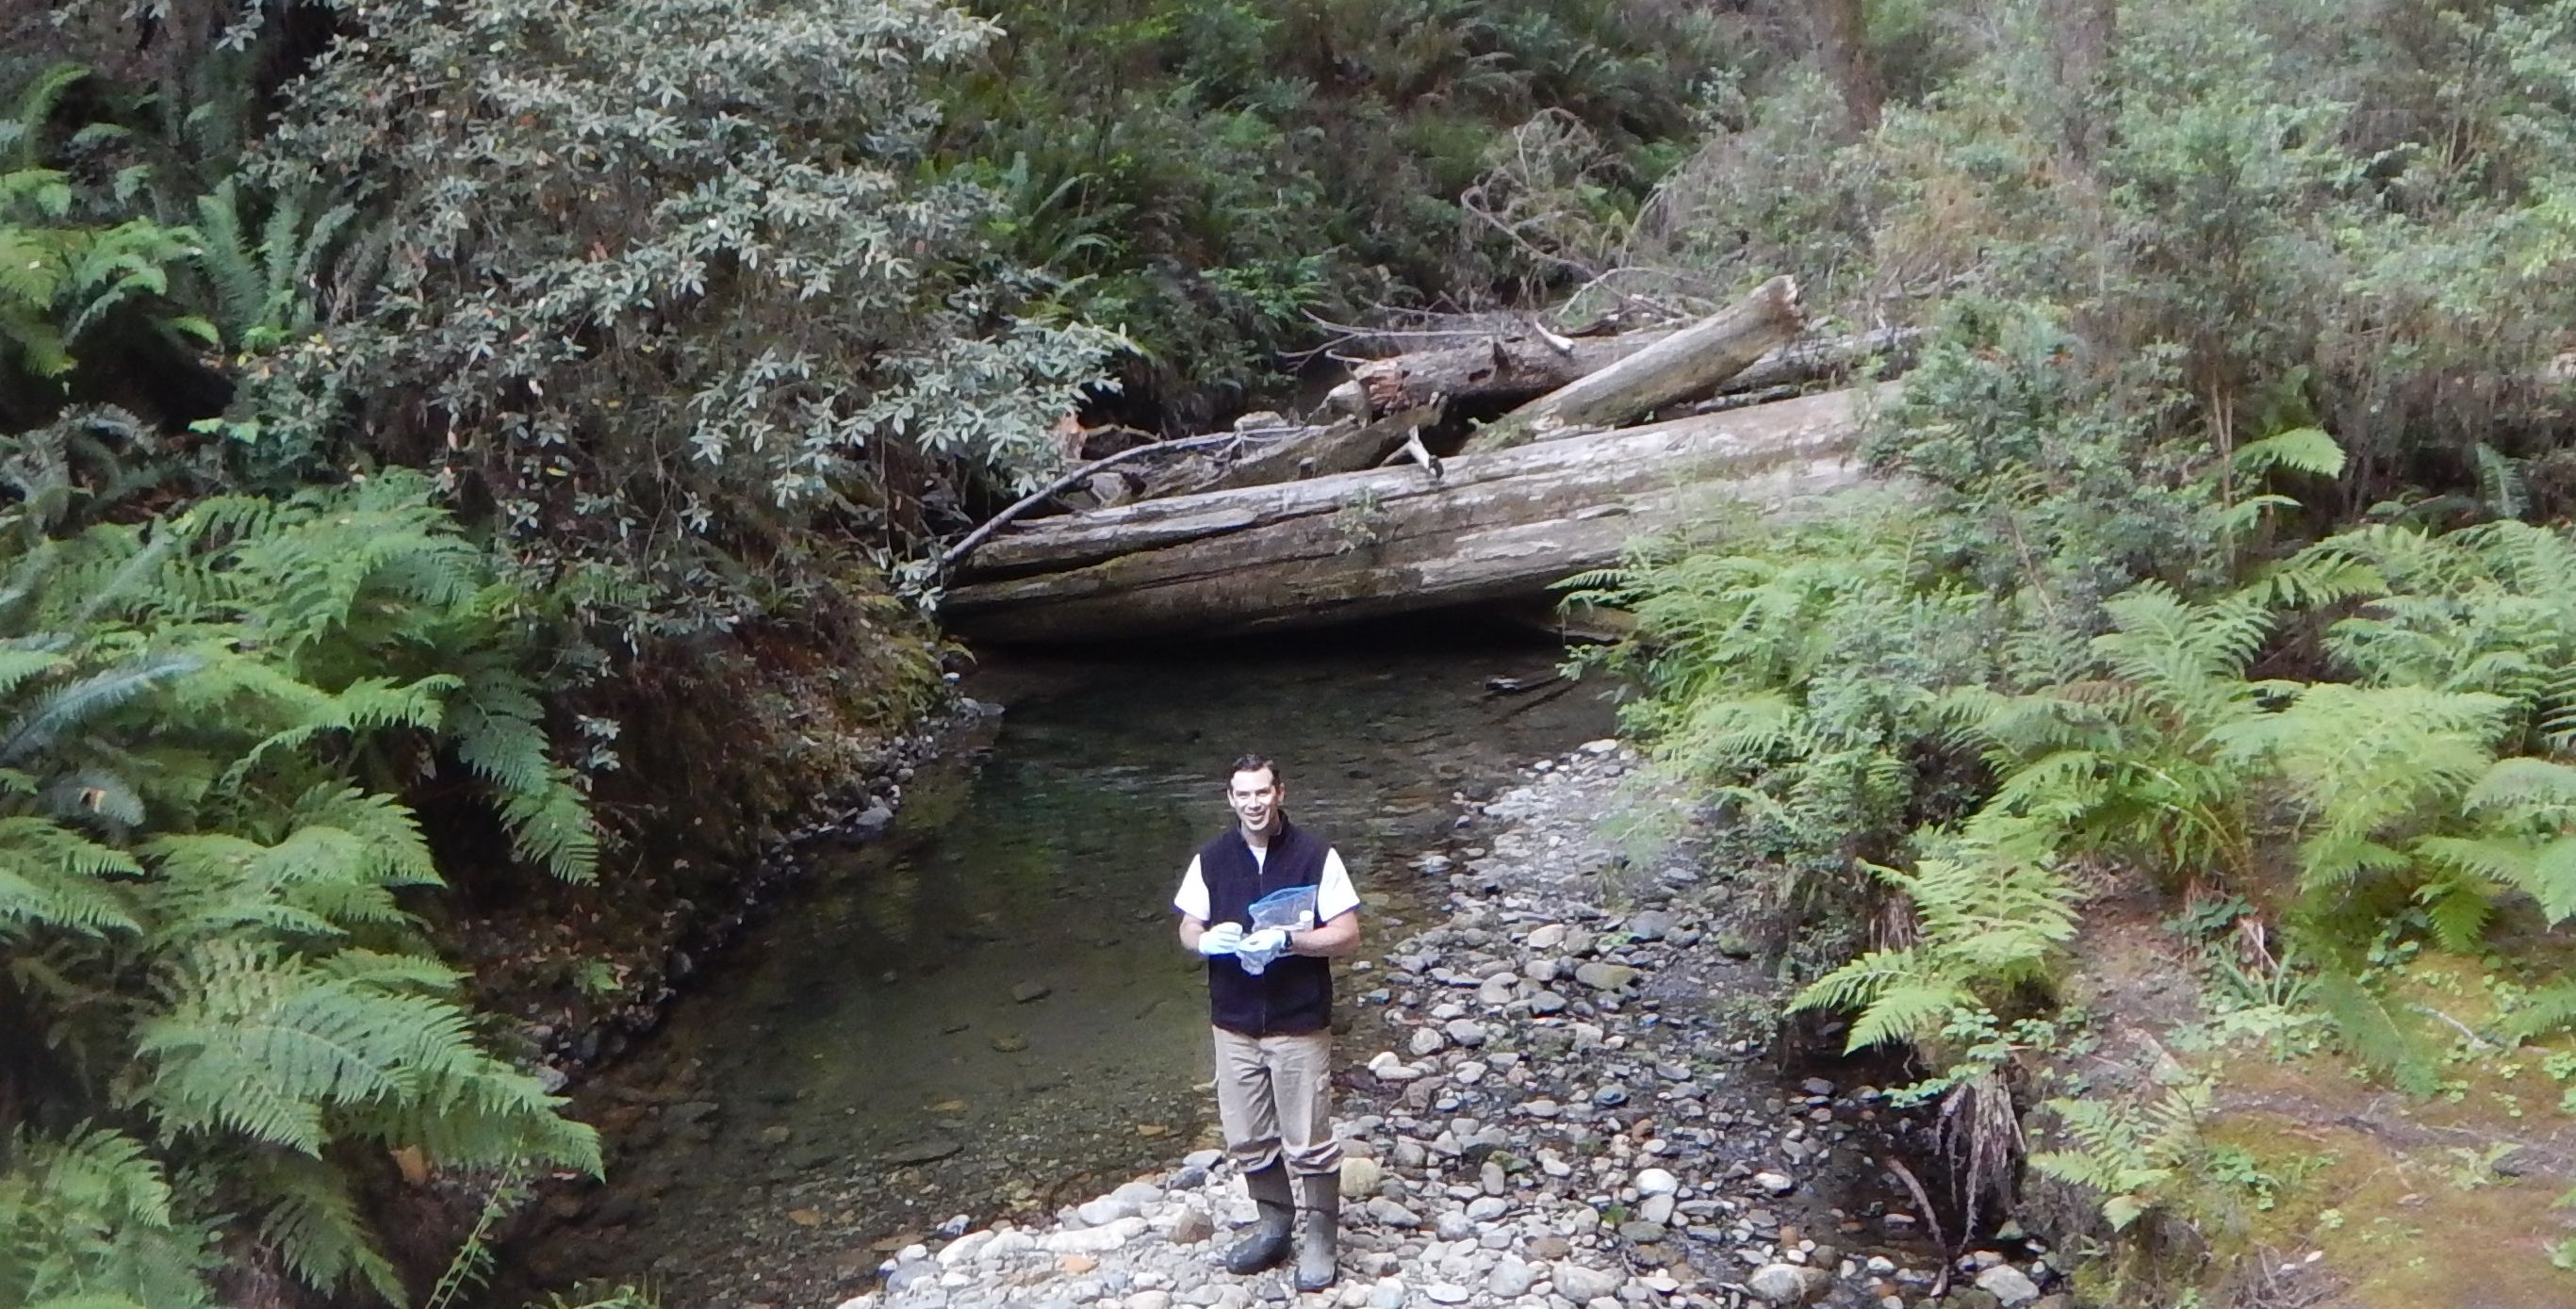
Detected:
[{"left": 883, "top": 1137, "right": 962, "bottom": 1165}]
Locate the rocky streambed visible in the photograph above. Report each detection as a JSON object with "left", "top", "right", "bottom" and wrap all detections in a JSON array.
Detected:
[{"left": 847, "top": 741, "right": 2069, "bottom": 1309}]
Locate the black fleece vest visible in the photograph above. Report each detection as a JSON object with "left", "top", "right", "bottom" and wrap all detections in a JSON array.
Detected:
[{"left": 1198, "top": 819, "right": 1334, "bottom": 1036}]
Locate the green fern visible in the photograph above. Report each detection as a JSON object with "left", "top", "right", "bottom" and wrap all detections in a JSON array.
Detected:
[
  {"left": 191, "top": 178, "right": 357, "bottom": 354},
  {"left": 2030, "top": 1081, "right": 2213, "bottom": 1231},
  {"left": 2501, "top": 980, "right": 2576, "bottom": 1043},
  {"left": 2313, "top": 969, "right": 2442, "bottom": 1099},
  {"left": 1791, "top": 830, "right": 2077, "bottom": 1054},
  {"left": 0, "top": 1126, "right": 216, "bottom": 1309},
  {"left": 0, "top": 471, "right": 605, "bottom": 1303}
]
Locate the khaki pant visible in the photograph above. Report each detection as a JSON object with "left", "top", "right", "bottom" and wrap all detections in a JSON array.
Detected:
[{"left": 1211, "top": 1026, "right": 1340, "bottom": 1176}]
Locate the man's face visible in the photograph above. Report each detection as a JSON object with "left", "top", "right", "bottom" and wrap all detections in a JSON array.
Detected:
[{"left": 1228, "top": 767, "right": 1283, "bottom": 837}]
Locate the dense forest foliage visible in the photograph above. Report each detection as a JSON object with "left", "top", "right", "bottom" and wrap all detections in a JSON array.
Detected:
[
  {"left": 4, "top": 0, "right": 2576, "bottom": 1304},
  {"left": 1563, "top": 0, "right": 2576, "bottom": 1299}
]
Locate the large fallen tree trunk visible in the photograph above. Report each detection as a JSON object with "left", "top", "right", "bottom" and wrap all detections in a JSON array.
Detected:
[
  {"left": 943, "top": 384, "right": 1891, "bottom": 643},
  {"left": 1454, "top": 275, "right": 1805, "bottom": 454}
]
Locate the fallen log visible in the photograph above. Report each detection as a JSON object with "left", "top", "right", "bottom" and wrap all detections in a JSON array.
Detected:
[
  {"left": 943, "top": 385, "right": 1891, "bottom": 643},
  {"left": 1720, "top": 325, "right": 1921, "bottom": 395},
  {"left": 1138, "top": 401, "right": 1441, "bottom": 500},
  {"left": 1345, "top": 321, "right": 1917, "bottom": 422},
  {"left": 1455, "top": 275, "right": 1805, "bottom": 454},
  {"left": 1346, "top": 328, "right": 1668, "bottom": 415}
]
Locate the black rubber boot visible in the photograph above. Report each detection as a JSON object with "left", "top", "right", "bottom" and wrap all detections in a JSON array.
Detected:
[
  {"left": 1225, "top": 1163, "right": 1295, "bottom": 1274},
  {"left": 1294, "top": 1170, "right": 1339, "bottom": 1292}
]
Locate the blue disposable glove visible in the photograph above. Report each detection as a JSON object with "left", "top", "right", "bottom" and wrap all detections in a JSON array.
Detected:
[
  {"left": 1235, "top": 927, "right": 1290, "bottom": 975},
  {"left": 1196, "top": 921, "right": 1247, "bottom": 957}
]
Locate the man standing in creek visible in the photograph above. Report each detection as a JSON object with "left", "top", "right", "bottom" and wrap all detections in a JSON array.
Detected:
[{"left": 1173, "top": 754, "right": 1363, "bottom": 1292}]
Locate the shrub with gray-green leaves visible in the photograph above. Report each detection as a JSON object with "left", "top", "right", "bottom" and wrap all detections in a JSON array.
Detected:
[{"left": 240, "top": 0, "right": 1117, "bottom": 644}]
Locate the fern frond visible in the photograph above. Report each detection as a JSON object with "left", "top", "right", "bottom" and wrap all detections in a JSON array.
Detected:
[
  {"left": 0, "top": 1124, "right": 216, "bottom": 1309},
  {"left": 2315, "top": 970, "right": 2441, "bottom": 1099},
  {"left": 0, "top": 816, "right": 143, "bottom": 938},
  {"left": 2229, "top": 426, "right": 2346, "bottom": 480},
  {"left": 2416, "top": 875, "right": 2498, "bottom": 953},
  {"left": 2472, "top": 443, "right": 2530, "bottom": 521},
  {"left": 134, "top": 941, "right": 415, "bottom": 1154},
  {"left": 236, "top": 1153, "right": 402, "bottom": 1303},
  {"left": 2502, "top": 981, "right": 2576, "bottom": 1042},
  {"left": 0, "top": 652, "right": 205, "bottom": 766}
]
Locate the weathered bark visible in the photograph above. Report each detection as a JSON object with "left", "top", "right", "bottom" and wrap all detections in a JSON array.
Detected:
[
  {"left": 1344, "top": 322, "right": 1915, "bottom": 429},
  {"left": 1138, "top": 401, "right": 1441, "bottom": 499},
  {"left": 944, "top": 385, "right": 1889, "bottom": 643},
  {"left": 1815, "top": 0, "right": 1884, "bottom": 133},
  {"left": 1348, "top": 330, "right": 1670, "bottom": 415},
  {"left": 2044, "top": 0, "right": 2118, "bottom": 166},
  {"left": 1724, "top": 326, "right": 1922, "bottom": 394},
  {"left": 1456, "top": 275, "right": 1805, "bottom": 454}
]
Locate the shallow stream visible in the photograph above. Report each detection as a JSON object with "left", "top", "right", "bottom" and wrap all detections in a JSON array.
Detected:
[{"left": 513, "top": 626, "right": 1619, "bottom": 1303}]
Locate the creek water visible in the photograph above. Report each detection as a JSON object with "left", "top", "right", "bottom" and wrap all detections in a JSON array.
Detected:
[{"left": 515, "top": 625, "right": 1619, "bottom": 1303}]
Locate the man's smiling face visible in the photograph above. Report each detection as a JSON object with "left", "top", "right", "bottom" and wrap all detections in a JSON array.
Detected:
[{"left": 1228, "top": 765, "right": 1283, "bottom": 841}]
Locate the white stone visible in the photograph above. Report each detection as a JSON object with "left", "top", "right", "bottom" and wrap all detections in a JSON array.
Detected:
[
  {"left": 1487, "top": 1257, "right": 1541, "bottom": 1298},
  {"left": 1633, "top": 1168, "right": 1681, "bottom": 1196},
  {"left": 1340, "top": 1156, "right": 1386, "bottom": 1198},
  {"left": 1974, "top": 1265, "right": 2042, "bottom": 1306},
  {"left": 1752, "top": 1170, "right": 1796, "bottom": 1195},
  {"left": 1552, "top": 1263, "right": 1624, "bottom": 1301},
  {"left": 1745, "top": 1263, "right": 1828, "bottom": 1305},
  {"left": 976, "top": 1230, "right": 1037, "bottom": 1261},
  {"left": 1367, "top": 1051, "right": 1426, "bottom": 1082},
  {"left": 1039, "top": 1216, "right": 1148, "bottom": 1252},
  {"left": 935, "top": 1230, "right": 994, "bottom": 1265}
]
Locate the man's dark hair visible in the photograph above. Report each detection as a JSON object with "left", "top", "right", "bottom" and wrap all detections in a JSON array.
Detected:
[{"left": 1229, "top": 754, "right": 1280, "bottom": 785}]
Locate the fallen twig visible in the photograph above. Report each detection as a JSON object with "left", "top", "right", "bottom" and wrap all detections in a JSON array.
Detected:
[
  {"left": 2413, "top": 1004, "right": 2499, "bottom": 1053},
  {"left": 1884, "top": 1155, "right": 1953, "bottom": 1298}
]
